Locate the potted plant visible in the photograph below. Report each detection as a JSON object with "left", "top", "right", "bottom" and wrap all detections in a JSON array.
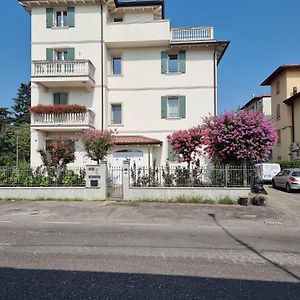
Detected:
[
  {"left": 238, "top": 196, "right": 249, "bottom": 206},
  {"left": 249, "top": 193, "right": 268, "bottom": 206}
]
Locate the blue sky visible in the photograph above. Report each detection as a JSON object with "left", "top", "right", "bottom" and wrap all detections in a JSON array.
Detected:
[{"left": 1, "top": 0, "right": 300, "bottom": 113}]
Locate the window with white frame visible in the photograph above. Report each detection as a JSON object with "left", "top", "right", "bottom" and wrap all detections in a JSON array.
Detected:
[
  {"left": 111, "top": 104, "right": 122, "bottom": 124},
  {"left": 112, "top": 56, "right": 122, "bottom": 75},
  {"left": 168, "top": 54, "right": 179, "bottom": 73},
  {"left": 55, "top": 50, "right": 68, "bottom": 61},
  {"left": 56, "top": 10, "right": 68, "bottom": 27},
  {"left": 167, "top": 97, "right": 180, "bottom": 118}
]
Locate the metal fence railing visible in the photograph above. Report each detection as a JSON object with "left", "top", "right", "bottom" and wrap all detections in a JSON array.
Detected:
[
  {"left": 0, "top": 166, "right": 86, "bottom": 187},
  {"left": 130, "top": 165, "right": 254, "bottom": 188}
]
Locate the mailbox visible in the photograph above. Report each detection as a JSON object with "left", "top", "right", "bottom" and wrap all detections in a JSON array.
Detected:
[{"left": 86, "top": 165, "right": 101, "bottom": 188}]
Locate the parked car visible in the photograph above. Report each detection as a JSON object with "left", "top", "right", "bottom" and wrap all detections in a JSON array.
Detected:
[
  {"left": 272, "top": 168, "right": 300, "bottom": 192},
  {"left": 254, "top": 163, "right": 281, "bottom": 183}
]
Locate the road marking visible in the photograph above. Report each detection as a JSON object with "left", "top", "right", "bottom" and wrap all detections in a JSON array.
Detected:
[
  {"left": 0, "top": 221, "right": 13, "bottom": 223},
  {"left": 39, "top": 221, "right": 81, "bottom": 225}
]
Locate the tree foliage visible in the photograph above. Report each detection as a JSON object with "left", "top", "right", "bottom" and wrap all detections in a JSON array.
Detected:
[
  {"left": 38, "top": 140, "right": 75, "bottom": 169},
  {"left": 12, "top": 82, "right": 31, "bottom": 125},
  {"left": 202, "top": 110, "right": 278, "bottom": 164},
  {"left": 167, "top": 127, "right": 204, "bottom": 167},
  {"left": 81, "top": 130, "right": 113, "bottom": 164}
]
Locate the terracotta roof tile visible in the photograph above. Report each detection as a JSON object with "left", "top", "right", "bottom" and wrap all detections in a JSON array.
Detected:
[{"left": 113, "top": 135, "right": 162, "bottom": 145}]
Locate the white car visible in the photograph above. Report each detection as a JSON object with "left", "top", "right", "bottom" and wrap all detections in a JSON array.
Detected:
[
  {"left": 272, "top": 168, "right": 300, "bottom": 192},
  {"left": 254, "top": 163, "right": 281, "bottom": 183}
]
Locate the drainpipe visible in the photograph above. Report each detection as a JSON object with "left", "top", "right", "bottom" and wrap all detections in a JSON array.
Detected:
[
  {"left": 100, "top": 2, "right": 104, "bottom": 130},
  {"left": 213, "top": 45, "right": 217, "bottom": 116}
]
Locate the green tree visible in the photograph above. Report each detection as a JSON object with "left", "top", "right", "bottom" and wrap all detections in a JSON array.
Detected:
[
  {"left": 12, "top": 83, "right": 31, "bottom": 125},
  {"left": 11, "top": 124, "right": 31, "bottom": 164},
  {"left": 0, "top": 108, "right": 11, "bottom": 132}
]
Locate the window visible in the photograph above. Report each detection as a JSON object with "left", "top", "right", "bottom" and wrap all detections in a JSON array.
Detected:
[
  {"left": 46, "top": 139, "right": 75, "bottom": 152},
  {"left": 276, "top": 104, "right": 281, "bottom": 120},
  {"left": 53, "top": 92, "right": 68, "bottom": 105},
  {"left": 161, "top": 51, "right": 186, "bottom": 74},
  {"left": 56, "top": 50, "right": 68, "bottom": 61},
  {"left": 167, "top": 97, "right": 180, "bottom": 118},
  {"left": 161, "top": 96, "right": 186, "bottom": 119},
  {"left": 111, "top": 104, "right": 122, "bottom": 124},
  {"left": 46, "top": 7, "right": 75, "bottom": 28},
  {"left": 112, "top": 56, "right": 122, "bottom": 75},
  {"left": 167, "top": 144, "right": 178, "bottom": 162},
  {"left": 277, "top": 129, "right": 281, "bottom": 144},
  {"left": 168, "top": 54, "right": 179, "bottom": 73},
  {"left": 276, "top": 80, "right": 280, "bottom": 95},
  {"left": 56, "top": 10, "right": 68, "bottom": 27},
  {"left": 113, "top": 17, "right": 123, "bottom": 22}
]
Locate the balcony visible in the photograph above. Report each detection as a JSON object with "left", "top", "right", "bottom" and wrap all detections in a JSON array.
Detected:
[
  {"left": 31, "top": 60, "right": 96, "bottom": 91},
  {"left": 105, "top": 20, "right": 170, "bottom": 47},
  {"left": 171, "top": 27, "right": 214, "bottom": 43},
  {"left": 31, "top": 110, "right": 96, "bottom": 131}
]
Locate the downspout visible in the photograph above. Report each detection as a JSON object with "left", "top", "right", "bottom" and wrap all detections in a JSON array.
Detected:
[
  {"left": 213, "top": 45, "right": 217, "bottom": 116},
  {"left": 101, "top": 1, "right": 104, "bottom": 130}
]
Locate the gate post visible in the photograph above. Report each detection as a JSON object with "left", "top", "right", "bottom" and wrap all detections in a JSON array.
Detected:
[
  {"left": 100, "top": 161, "right": 108, "bottom": 198},
  {"left": 123, "top": 160, "right": 130, "bottom": 200}
]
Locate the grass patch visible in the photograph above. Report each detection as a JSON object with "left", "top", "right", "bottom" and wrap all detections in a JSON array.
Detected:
[{"left": 137, "top": 195, "right": 237, "bottom": 205}]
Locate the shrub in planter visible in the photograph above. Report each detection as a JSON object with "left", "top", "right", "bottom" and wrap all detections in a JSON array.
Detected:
[
  {"left": 249, "top": 193, "right": 268, "bottom": 206},
  {"left": 30, "top": 104, "right": 87, "bottom": 114}
]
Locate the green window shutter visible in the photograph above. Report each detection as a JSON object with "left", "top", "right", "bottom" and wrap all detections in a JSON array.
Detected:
[
  {"left": 168, "top": 144, "right": 177, "bottom": 162},
  {"left": 46, "top": 48, "right": 53, "bottom": 61},
  {"left": 179, "top": 96, "right": 186, "bottom": 118},
  {"left": 161, "top": 51, "right": 168, "bottom": 74},
  {"left": 179, "top": 51, "right": 186, "bottom": 73},
  {"left": 60, "top": 93, "right": 68, "bottom": 105},
  {"left": 67, "top": 7, "right": 75, "bottom": 27},
  {"left": 53, "top": 93, "right": 60, "bottom": 105},
  {"left": 46, "top": 8, "right": 53, "bottom": 28},
  {"left": 67, "top": 48, "right": 75, "bottom": 60},
  {"left": 161, "top": 96, "right": 167, "bottom": 119}
]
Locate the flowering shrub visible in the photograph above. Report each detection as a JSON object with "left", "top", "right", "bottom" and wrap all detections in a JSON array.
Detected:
[
  {"left": 81, "top": 129, "right": 113, "bottom": 164},
  {"left": 30, "top": 104, "right": 87, "bottom": 114},
  {"left": 38, "top": 140, "right": 75, "bottom": 168},
  {"left": 167, "top": 126, "right": 204, "bottom": 167},
  {"left": 202, "top": 111, "right": 278, "bottom": 164}
]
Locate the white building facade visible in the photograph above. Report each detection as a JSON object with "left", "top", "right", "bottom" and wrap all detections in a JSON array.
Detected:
[{"left": 20, "top": 0, "right": 229, "bottom": 168}]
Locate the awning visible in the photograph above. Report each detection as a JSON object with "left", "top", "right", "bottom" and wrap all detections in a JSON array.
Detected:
[{"left": 113, "top": 135, "right": 162, "bottom": 145}]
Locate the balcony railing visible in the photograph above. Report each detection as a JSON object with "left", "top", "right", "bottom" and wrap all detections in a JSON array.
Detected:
[
  {"left": 32, "top": 60, "right": 95, "bottom": 80},
  {"left": 171, "top": 27, "right": 214, "bottom": 42},
  {"left": 31, "top": 110, "right": 95, "bottom": 128}
]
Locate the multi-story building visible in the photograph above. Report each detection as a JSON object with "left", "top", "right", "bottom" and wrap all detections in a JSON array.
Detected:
[
  {"left": 262, "top": 65, "right": 300, "bottom": 161},
  {"left": 241, "top": 95, "right": 271, "bottom": 119},
  {"left": 19, "top": 0, "right": 229, "bottom": 167}
]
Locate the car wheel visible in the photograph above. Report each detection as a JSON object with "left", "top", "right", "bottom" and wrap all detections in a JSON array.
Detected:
[
  {"left": 286, "top": 183, "right": 291, "bottom": 193},
  {"left": 272, "top": 180, "right": 276, "bottom": 189}
]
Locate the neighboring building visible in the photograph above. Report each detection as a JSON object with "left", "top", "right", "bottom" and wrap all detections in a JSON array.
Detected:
[
  {"left": 241, "top": 95, "right": 272, "bottom": 119},
  {"left": 261, "top": 65, "right": 300, "bottom": 161},
  {"left": 19, "top": 0, "right": 229, "bottom": 167}
]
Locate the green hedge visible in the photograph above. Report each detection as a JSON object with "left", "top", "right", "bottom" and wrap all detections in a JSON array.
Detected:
[{"left": 271, "top": 160, "right": 300, "bottom": 169}]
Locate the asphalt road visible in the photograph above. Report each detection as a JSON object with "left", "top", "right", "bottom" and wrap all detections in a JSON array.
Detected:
[{"left": 0, "top": 197, "right": 299, "bottom": 299}]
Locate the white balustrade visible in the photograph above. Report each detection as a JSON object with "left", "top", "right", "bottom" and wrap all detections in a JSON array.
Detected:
[
  {"left": 31, "top": 110, "right": 95, "bottom": 128},
  {"left": 171, "top": 27, "right": 214, "bottom": 42},
  {"left": 32, "top": 60, "right": 95, "bottom": 79}
]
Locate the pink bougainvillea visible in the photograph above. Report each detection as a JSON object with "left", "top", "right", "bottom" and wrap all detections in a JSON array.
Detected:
[
  {"left": 80, "top": 129, "right": 114, "bottom": 164},
  {"left": 167, "top": 126, "right": 204, "bottom": 167},
  {"left": 201, "top": 110, "right": 278, "bottom": 164}
]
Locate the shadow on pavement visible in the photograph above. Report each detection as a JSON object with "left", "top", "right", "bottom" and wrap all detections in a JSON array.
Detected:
[
  {"left": 208, "top": 213, "right": 300, "bottom": 282},
  {"left": 0, "top": 267, "right": 299, "bottom": 299}
]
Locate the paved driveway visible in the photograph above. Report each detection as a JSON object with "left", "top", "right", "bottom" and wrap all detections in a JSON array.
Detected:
[{"left": 265, "top": 186, "right": 300, "bottom": 226}]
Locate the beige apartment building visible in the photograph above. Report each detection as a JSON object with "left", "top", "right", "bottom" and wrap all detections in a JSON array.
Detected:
[
  {"left": 19, "top": 0, "right": 229, "bottom": 167},
  {"left": 262, "top": 65, "right": 300, "bottom": 161}
]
